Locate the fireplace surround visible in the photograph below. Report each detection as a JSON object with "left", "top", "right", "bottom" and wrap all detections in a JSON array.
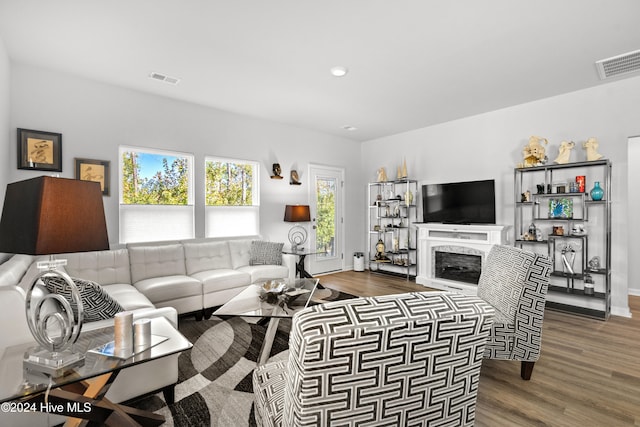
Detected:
[{"left": 416, "top": 223, "right": 509, "bottom": 294}]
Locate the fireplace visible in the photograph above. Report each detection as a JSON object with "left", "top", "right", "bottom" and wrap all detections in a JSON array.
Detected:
[
  {"left": 415, "top": 223, "right": 509, "bottom": 294},
  {"left": 434, "top": 249, "right": 482, "bottom": 284}
]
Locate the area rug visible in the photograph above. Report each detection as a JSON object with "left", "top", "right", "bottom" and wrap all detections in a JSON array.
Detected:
[{"left": 128, "top": 287, "right": 354, "bottom": 426}]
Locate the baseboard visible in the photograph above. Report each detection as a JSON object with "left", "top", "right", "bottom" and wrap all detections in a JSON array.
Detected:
[
  {"left": 611, "top": 305, "right": 633, "bottom": 318},
  {"left": 628, "top": 288, "right": 640, "bottom": 296}
]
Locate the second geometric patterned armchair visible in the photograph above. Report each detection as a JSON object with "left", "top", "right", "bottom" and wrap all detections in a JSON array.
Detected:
[
  {"left": 253, "top": 292, "right": 495, "bottom": 427},
  {"left": 477, "top": 244, "right": 551, "bottom": 380}
]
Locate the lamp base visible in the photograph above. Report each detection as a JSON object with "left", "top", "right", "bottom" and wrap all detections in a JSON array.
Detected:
[
  {"left": 24, "top": 347, "right": 85, "bottom": 378},
  {"left": 288, "top": 225, "right": 307, "bottom": 253}
]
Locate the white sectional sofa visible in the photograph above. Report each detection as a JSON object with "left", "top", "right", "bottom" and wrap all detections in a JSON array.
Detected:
[
  {"left": 0, "top": 236, "right": 294, "bottom": 426},
  {"left": 63, "top": 236, "right": 295, "bottom": 319}
]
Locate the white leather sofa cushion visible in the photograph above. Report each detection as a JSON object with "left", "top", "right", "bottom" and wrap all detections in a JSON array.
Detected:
[
  {"left": 102, "top": 284, "right": 155, "bottom": 311},
  {"left": 16, "top": 257, "right": 47, "bottom": 291},
  {"left": 0, "top": 254, "right": 34, "bottom": 287},
  {"left": 229, "top": 239, "right": 253, "bottom": 269},
  {"left": 63, "top": 249, "right": 131, "bottom": 285},
  {"left": 184, "top": 241, "right": 233, "bottom": 274},
  {"left": 129, "top": 244, "right": 187, "bottom": 283},
  {"left": 133, "top": 275, "right": 202, "bottom": 305},
  {"left": 191, "top": 269, "right": 251, "bottom": 293},
  {"left": 237, "top": 265, "right": 289, "bottom": 283},
  {"left": 203, "top": 287, "right": 246, "bottom": 309}
]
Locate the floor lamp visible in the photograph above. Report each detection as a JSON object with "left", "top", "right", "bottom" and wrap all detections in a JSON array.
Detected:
[{"left": 0, "top": 176, "right": 109, "bottom": 377}]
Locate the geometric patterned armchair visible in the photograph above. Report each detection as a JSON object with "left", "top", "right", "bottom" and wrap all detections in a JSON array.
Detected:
[
  {"left": 253, "top": 292, "right": 495, "bottom": 427},
  {"left": 477, "top": 244, "right": 551, "bottom": 380}
]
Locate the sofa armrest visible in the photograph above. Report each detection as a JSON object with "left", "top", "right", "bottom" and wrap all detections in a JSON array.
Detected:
[
  {"left": 81, "top": 306, "right": 180, "bottom": 333},
  {"left": 132, "top": 306, "right": 178, "bottom": 328},
  {"left": 281, "top": 253, "right": 296, "bottom": 282},
  {"left": 0, "top": 286, "right": 31, "bottom": 350}
]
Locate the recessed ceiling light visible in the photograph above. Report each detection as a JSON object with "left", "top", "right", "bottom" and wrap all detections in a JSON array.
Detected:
[
  {"left": 342, "top": 125, "right": 357, "bottom": 131},
  {"left": 330, "top": 66, "right": 349, "bottom": 77}
]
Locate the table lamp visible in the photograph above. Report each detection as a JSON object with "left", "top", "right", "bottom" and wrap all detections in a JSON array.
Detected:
[
  {"left": 0, "top": 176, "right": 109, "bottom": 377},
  {"left": 283, "top": 205, "right": 310, "bottom": 252}
]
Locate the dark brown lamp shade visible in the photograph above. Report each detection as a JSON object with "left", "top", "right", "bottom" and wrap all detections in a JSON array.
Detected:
[
  {"left": 0, "top": 176, "right": 109, "bottom": 255},
  {"left": 284, "top": 205, "right": 311, "bottom": 222}
]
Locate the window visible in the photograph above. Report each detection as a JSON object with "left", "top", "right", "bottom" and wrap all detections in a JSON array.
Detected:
[
  {"left": 205, "top": 156, "right": 259, "bottom": 237},
  {"left": 119, "top": 146, "right": 194, "bottom": 243}
]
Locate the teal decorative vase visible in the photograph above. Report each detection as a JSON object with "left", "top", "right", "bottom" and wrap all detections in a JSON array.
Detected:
[{"left": 590, "top": 181, "right": 604, "bottom": 201}]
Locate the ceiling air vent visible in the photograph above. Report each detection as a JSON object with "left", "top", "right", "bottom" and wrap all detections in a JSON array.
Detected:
[
  {"left": 149, "top": 72, "right": 181, "bottom": 85},
  {"left": 595, "top": 49, "right": 640, "bottom": 80}
]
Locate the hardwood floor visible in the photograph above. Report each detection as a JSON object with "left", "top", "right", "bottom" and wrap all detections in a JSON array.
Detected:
[{"left": 319, "top": 271, "right": 640, "bottom": 427}]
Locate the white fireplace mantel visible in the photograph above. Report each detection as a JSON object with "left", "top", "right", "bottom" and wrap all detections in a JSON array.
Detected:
[{"left": 415, "top": 223, "right": 510, "bottom": 294}]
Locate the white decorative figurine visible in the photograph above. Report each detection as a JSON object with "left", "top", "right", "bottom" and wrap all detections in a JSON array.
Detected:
[
  {"left": 583, "top": 137, "right": 603, "bottom": 161},
  {"left": 553, "top": 141, "right": 575, "bottom": 164},
  {"left": 377, "top": 167, "right": 388, "bottom": 182},
  {"left": 521, "top": 136, "right": 548, "bottom": 167},
  {"left": 397, "top": 158, "right": 408, "bottom": 179}
]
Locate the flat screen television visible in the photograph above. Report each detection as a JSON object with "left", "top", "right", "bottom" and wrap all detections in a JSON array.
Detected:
[{"left": 422, "top": 179, "right": 496, "bottom": 224}]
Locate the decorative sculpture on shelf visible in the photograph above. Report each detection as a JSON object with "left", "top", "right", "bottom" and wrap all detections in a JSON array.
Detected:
[
  {"left": 397, "top": 159, "right": 408, "bottom": 179},
  {"left": 553, "top": 141, "right": 575, "bottom": 164},
  {"left": 271, "top": 163, "right": 283, "bottom": 179},
  {"left": 520, "top": 136, "right": 548, "bottom": 167},
  {"left": 377, "top": 167, "right": 388, "bottom": 182},
  {"left": 290, "top": 170, "right": 301, "bottom": 185},
  {"left": 374, "top": 239, "right": 390, "bottom": 262},
  {"left": 583, "top": 137, "right": 604, "bottom": 161},
  {"left": 561, "top": 244, "right": 577, "bottom": 276}
]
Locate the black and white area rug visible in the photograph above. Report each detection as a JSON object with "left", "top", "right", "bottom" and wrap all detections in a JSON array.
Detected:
[{"left": 129, "top": 287, "right": 354, "bottom": 426}]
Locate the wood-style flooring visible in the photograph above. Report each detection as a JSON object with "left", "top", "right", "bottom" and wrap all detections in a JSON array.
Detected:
[{"left": 319, "top": 270, "right": 640, "bottom": 427}]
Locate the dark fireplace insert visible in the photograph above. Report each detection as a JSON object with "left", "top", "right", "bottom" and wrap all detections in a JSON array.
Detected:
[{"left": 434, "top": 251, "right": 482, "bottom": 285}]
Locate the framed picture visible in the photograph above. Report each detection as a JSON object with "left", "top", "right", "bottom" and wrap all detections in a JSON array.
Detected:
[
  {"left": 17, "top": 128, "right": 62, "bottom": 172},
  {"left": 75, "top": 158, "right": 110, "bottom": 196},
  {"left": 549, "top": 198, "right": 573, "bottom": 219}
]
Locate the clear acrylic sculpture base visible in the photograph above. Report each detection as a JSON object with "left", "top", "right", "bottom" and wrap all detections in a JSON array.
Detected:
[{"left": 24, "top": 347, "right": 85, "bottom": 378}]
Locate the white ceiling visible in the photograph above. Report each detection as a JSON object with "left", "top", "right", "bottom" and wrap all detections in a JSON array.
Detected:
[{"left": 1, "top": 0, "right": 640, "bottom": 142}]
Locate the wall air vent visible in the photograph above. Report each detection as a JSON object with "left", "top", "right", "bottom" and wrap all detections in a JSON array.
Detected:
[
  {"left": 595, "top": 49, "right": 640, "bottom": 80},
  {"left": 149, "top": 72, "right": 181, "bottom": 85}
]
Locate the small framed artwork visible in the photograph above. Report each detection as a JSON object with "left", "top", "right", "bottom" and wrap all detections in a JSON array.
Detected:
[
  {"left": 549, "top": 198, "right": 573, "bottom": 219},
  {"left": 17, "top": 128, "right": 62, "bottom": 172},
  {"left": 75, "top": 158, "right": 110, "bottom": 196}
]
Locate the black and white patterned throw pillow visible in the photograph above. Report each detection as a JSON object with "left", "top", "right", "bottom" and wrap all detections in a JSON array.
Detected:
[{"left": 42, "top": 275, "right": 124, "bottom": 322}]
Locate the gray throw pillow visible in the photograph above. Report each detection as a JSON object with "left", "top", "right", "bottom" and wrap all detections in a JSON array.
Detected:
[
  {"left": 42, "top": 275, "right": 124, "bottom": 322},
  {"left": 250, "top": 241, "right": 284, "bottom": 266}
]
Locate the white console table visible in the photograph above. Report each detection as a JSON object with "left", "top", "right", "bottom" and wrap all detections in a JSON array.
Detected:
[{"left": 415, "top": 223, "right": 509, "bottom": 294}]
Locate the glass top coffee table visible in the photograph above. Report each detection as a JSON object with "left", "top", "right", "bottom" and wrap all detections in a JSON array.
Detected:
[{"left": 213, "top": 278, "right": 319, "bottom": 364}]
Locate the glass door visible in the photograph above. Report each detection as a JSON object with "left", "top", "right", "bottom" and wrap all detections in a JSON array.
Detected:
[{"left": 309, "top": 164, "right": 344, "bottom": 275}]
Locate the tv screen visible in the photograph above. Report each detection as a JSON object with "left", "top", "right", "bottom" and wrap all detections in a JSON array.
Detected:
[{"left": 422, "top": 179, "right": 496, "bottom": 224}]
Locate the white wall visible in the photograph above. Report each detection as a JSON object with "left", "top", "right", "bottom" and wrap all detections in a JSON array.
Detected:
[
  {"left": 361, "top": 75, "right": 640, "bottom": 317},
  {"left": 0, "top": 36, "right": 10, "bottom": 204},
  {"left": 9, "top": 63, "right": 364, "bottom": 267}
]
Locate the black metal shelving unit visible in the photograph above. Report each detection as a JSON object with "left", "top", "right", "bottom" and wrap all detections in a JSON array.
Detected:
[{"left": 514, "top": 159, "right": 612, "bottom": 320}]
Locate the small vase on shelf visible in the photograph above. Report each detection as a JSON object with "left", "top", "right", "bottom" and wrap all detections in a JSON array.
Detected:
[{"left": 590, "top": 181, "right": 604, "bottom": 201}]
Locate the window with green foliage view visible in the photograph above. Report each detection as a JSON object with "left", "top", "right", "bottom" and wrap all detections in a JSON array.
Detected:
[
  {"left": 121, "top": 151, "right": 190, "bottom": 205},
  {"left": 315, "top": 178, "right": 336, "bottom": 256},
  {"left": 205, "top": 157, "right": 259, "bottom": 237},
  {"left": 205, "top": 160, "right": 254, "bottom": 206}
]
